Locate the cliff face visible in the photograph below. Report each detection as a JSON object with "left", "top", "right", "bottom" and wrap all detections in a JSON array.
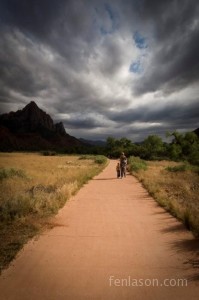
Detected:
[
  {"left": 0, "top": 101, "right": 82, "bottom": 151},
  {"left": 0, "top": 101, "right": 55, "bottom": 133},
  {"left": 194, "top": 128, "right": 199, "bottom": 137},
  {"left": 55, "top": 122, "right": 67, "bottom": 136}
]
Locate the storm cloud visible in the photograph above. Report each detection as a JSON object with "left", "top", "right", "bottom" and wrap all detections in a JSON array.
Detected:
[{"left": 0, "top": 0, "right": 198, "bottom": 141}]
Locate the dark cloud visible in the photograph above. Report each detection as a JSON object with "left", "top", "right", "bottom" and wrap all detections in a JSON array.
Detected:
[
  {"left": 0, "top": 0, "right": 198, "bottom": 140},
  {"left": 141, "top": 0, "right": 197, "bottom": 41},
  {"left": 0, "top": 0, "right": 64, "bottom": 39},
  {"left": 57, "top": 115, "right": 107, "bottom": 130},
  {"left": 108, "top": 100, "right": 199, "bottom": 126},
  {"left": 133, "top": 0, "right": 199, "bottom": 95}
]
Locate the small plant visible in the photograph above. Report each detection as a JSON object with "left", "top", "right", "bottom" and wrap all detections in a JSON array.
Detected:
[
  {"left": 166, "top": 164, "right": 188, "bottom": 172},
  {"left": 0, "top": 196, "right": 33, "bottom": 221},
  {"left": 0, "top": 168, "right": 27, "bottom": 181},
  {"left": 41, "top": 151, "right": 57, "bottom": 156},
  {"left": 128, "top": 156, "right": 147, "bottom": 173}
]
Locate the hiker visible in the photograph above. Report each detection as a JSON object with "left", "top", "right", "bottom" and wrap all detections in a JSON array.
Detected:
[
  {"left": 116, "top": 162, "right": 121, "bottom": 178},
  {"left": 120, "top": 152, "right": 127, "bottom": 178}
]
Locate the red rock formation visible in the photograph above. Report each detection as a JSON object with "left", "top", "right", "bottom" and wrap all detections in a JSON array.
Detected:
[{"left": 0, "top": 101, "right": 83, "bottom": 151}]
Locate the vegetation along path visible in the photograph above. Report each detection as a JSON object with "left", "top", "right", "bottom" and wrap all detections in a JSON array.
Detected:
[{"left": 0, "top": 160, "right": 199, "bottom": 300}]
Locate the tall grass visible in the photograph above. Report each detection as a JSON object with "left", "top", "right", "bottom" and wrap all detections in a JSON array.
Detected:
[
  {"left": 0, "top": 152, "right": 107, "bottom": 272},
  {"left": 129, "top": 159, "right": 199, "bottom": 237}
]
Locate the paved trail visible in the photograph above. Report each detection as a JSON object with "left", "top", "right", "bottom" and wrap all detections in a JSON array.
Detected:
[{"left": 0, "top": 160, "right": 199, "bottom": 300}]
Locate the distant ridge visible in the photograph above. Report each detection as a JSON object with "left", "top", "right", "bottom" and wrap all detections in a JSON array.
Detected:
[
  {"left": 79, "top": 138, "right": 106, "bottom": 147},
  {"left": 0, "top": 101, "right": 84, "bottom": 151}
]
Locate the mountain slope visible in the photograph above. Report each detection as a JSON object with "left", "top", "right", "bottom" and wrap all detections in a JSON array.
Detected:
[{"left": 0, "top": 101, "right": 83, "bottom": 151}]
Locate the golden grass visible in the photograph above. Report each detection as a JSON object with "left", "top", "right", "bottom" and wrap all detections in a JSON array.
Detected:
[
  {"left": 131, "top": 160, "right": 199, "bottom": 236},
  {"left": 0, "top": 152, "right": 107, "bottom": 273}
]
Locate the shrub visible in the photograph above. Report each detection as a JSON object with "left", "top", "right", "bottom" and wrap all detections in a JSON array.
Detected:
[
  {"left": 79, "top": 155, "right": 107, "bottom": 165},
  {"left": 41, "top": 151, "right": 57, "bottom": 156},
  {"left": 94, "top": 155, "right": 107, "bottom": 165},
  {"left": 187, "top": 150, "right": 199, "bottom": 166},
  {"left": 0, "top": 196, "right": 33, "bottom": 221},
  {"left": 0, "top": 168, "right": 27, "bottom": 181},
  {"left": 128, "top": 156, "right": 147, "bottom": 173}
]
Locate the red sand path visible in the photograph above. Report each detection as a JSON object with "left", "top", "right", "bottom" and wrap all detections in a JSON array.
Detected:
[{"left": 0, "top": 160, "right": 199, "bottom": 299}]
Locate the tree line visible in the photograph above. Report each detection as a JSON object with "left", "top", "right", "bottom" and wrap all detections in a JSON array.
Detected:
[{"left": 65, "top": 130, "right": 199, "bottom": 166}]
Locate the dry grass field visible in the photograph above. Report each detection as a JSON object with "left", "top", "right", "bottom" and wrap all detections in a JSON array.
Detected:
[
  {"left": 129, "top": 158, "right": 199, "bottom": 237},
  {"left": 0, "top": 152, "right": 107, "bottom": 273}
]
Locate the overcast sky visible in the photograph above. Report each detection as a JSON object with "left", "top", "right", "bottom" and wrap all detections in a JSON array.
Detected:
[{"left": 0, "top": 0, "right": 199, "bottom": 141}]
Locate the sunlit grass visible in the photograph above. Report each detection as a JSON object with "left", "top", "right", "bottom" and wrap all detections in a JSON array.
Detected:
[
  {"left": 129, "top": 158, "right": 199, "bottom": 237},
  {"left": 0, "top": 152, "right": 107, "bottom": 273}
]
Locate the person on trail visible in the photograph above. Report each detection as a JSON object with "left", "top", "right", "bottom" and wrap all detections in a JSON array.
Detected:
[
  {"left": 120, "top": 152, "right": 127, "bottom": 178},
  {"left": 116, "top": 162, "right": 121, "bottom": 178}
]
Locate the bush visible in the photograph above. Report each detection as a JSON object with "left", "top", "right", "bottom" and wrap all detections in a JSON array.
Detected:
[
  {"left": 187, "top": 150, "right": 199, "bottom": 166},
  {"left": 41, "top": 151, "right": 57, "bottom": 156},
  {"left": 79, "top": 155, "right": 107, "bottom": 165},
  {"left": 0, "top": 168, "right": 27, "bottom": 181},
  {"left": 0, "top": 196, "right": 33, "bottom": 221},
  {"left": 94, "top": 156, "right": 107, "bottom": 165},
  {"left": 128, "top": 156, "right": 147, "bottom": 173}
]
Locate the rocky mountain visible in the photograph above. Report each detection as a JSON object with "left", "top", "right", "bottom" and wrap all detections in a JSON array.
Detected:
[
  {"left": 194, "top": 128, "right": 199, "bottom": 137},
  {"left": 0, "top": 101, "right": 84, "bottom": 151}
]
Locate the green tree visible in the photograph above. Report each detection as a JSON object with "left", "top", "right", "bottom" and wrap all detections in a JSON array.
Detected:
[
  {"left": 142, "top": 135, "right": 164, "bottom": 159},
  {"left": 167, "top": 131, "right": 199, "bottom": 164},
  {"left": 106, "top": 137, "right": 134, "bottom": 157}
]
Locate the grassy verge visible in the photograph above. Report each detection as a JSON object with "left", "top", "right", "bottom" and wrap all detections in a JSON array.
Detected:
[
  {"left": 128, "top": 156, "right": 148, "bottom": 172},
  {"left": 128, "top": 157, "right": 199, "bottom": 236},
  {"left": 0, "top": 152, "right": 107, "bottom": 273}
]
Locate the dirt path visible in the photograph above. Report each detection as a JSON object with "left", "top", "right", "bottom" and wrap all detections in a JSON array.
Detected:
[{"left": 0, "top": 160, "right": 199, "bottom": 299}]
